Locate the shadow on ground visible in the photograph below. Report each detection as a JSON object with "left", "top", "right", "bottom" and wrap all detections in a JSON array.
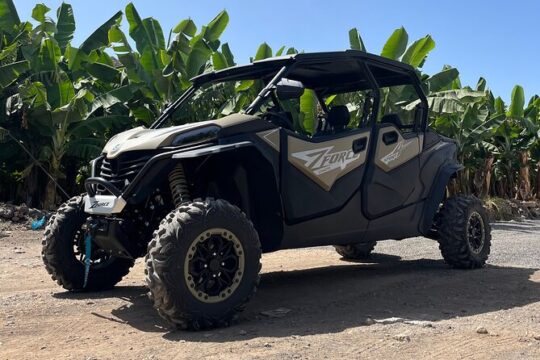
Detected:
[{"left": 54, "top": 253, "right": 540, "bottom": 342}]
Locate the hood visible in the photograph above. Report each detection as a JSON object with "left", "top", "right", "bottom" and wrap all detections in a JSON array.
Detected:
[{"left": 102, "top": 113, "right": 259, "bottom": 159}]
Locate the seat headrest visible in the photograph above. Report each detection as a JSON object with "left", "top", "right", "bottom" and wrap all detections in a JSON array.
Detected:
[
  {"left": 381, "top": 113, "right": 403, "bottom": 128},
  {"left": 327, "top": 105, "right": 350, "bottom": 131}
]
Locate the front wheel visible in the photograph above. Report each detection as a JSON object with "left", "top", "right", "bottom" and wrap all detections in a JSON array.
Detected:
[
  {"left": 145, "top": 199, "right": 261, "bottom": 330},
  {"left": 42, "top": 196, "right": 134, "bottom": 291},
  {"left": 437, "top": 195, "right": 491, "bottom": 269}
]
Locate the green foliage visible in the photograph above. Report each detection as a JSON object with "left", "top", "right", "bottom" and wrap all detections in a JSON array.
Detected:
[
  {"left": 381, "top": 27, "right": 408, "bottom": 60},
  {"left": 0, "top": 1, "right": 539, "bottom": 207},
  {"left": 0, "top": 0, "right": 231, "bottom": 208},
  {"left": 348, "top": 28, "right": 366, "bottom": 52},
  {"left": 0, "top": 0, "right": 19, "bottom": 31}
]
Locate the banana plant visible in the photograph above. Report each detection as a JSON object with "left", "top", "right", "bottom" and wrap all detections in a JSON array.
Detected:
[
  {"left": 492, "top": 87, "right": 540, "bottom": 200},
  {"left": 423, "top": 88, "right": 504, "bottom": 194},
  {"left": 109, "top": 3, "right": 230, "bottom": 124},
  {"left": 0, "top": 1, "right": 133, "bottom": 208}
]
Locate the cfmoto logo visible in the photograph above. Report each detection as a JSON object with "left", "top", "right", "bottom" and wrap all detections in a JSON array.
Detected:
[
  {"left": 292, "top": 146, "right": 360, "bottom": 175},
  {"left": 112, "top": 143, "right": 121, "bottom": 152},
  {"left": 381, "top": 140, "right": 413, "bottom": 165}
]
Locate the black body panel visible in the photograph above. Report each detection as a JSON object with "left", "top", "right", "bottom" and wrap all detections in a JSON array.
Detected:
[
  {"left": 281, "top": 160, "right": 366, "bottom": 223},
  {"left": 363, "top": 158, "right": 421, "bottom": 217},
  {"left": 281, "top": 191, "right": 368, "bottom": 248}
]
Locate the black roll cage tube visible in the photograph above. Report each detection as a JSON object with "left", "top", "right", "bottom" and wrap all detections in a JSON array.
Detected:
[
  {"left": 244, "top": 65, "right": 291, "bottom": 114},
  {"left": 151, "top": 86, "right": 196, "bottom": 129},
  {"left": 150, "top": 65, "right": 293, "bottom": 130},
  {"left": 150, "top": 58, "right": 428, "bottom": 132}
]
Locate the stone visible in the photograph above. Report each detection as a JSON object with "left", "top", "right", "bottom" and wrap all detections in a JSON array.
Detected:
[
  {"left": 19, "top": 204, "right": 29, "bottom": 215},
  {"left": 404, "top": 320, "right": 434, "bottom": 327},
  {"left": 0, "top": 206, "right": 14, "bottom": 219},
  {"left": 476, "top": 326, "right": 488, "bottom": 335},
  {"left": 364, "top": 317, "right": 376, "bottom": 325},
  {"left": 375, "top": 317, "right": 405, "bottom": 325},
  {"left": 394, "top": 334, "right": 410, "bottom": 342},
  {"left": 260, "top": 307, "right": 291, "bottom": 318}
]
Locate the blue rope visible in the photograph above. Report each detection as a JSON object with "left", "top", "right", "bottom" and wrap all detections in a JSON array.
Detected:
[{"left": 83, "top": 231, "right": 92, "bottom": 288}]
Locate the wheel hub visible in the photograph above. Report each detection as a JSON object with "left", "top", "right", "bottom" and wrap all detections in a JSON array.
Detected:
[
  {"left": 466, "top": 211, "right": 485, "bottom": 254},
  {"left": 184, "top": 228, "right": 245, "bottom": 303},
  {"left": 208, "top": 258, "right": 221, "bottom": 272}
]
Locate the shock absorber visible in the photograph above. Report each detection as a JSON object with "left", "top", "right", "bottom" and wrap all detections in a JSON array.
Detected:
[{"left": 169, "top": 163, "right": 191, "bottom": 207}]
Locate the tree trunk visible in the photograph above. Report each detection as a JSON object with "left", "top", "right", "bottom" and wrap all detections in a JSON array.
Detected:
[
  {"left": 536, "top": 161, "right": 540, "bottom": 200},
  {"left": 472, "top": 156, "right": 494, "bottom": 198},
  {"left": 43, "top": 179, "right": 57, "bottom": 210},
  {"left": 43, "top": 154, "right": 62, "bottom": 210},
  {"left": 507, "top": 160, "right": 515, "bottom": 199},
  {"left": 459, "top": 168, "right": 470, "bottom": 194},
  {"left": 481, "top": 155, "right": 494, "bottom": 198},
  {"left": 517, "top": 151, "right": 531, "bottom": 200}
]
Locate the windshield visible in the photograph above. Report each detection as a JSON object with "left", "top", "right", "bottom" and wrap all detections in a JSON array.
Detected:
[{"left": 158, "top": 79, "right": 274, "bottom": 128}]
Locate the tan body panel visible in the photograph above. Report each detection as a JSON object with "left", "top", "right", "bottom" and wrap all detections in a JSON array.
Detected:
[
  {"left": 374, "top": 126, "right": 423, "bottom": 172},
  {"left": 287, "top": 131, "right": 370, "bottom": 191},
  {"left": 103, "top": 114, "right": 259, "bottom": 159},
  {"left": 257, "top": 129, "right": 280, "bottom": 152}
]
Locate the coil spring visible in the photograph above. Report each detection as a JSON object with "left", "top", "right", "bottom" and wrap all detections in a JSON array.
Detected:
[{"left": 169, "top": 164, "right": 190, "bottom": 207}]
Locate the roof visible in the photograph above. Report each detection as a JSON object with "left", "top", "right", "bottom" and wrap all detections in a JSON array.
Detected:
[{"left": 191, "top": 50, "right": 419, "bottom": 94}]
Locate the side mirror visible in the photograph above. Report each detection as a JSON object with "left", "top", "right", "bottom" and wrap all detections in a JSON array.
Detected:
[{"left": 276, "top": 78, "right": 304, "bottom": 100}]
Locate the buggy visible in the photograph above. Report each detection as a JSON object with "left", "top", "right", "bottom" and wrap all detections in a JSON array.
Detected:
[{"left": 43, "top": 50, "right": 491, "bottom": 329}]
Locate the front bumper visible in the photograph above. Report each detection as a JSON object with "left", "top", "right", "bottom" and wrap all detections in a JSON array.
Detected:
[{"left": 83, "top": 177, "right": 127, "bottom": 215}]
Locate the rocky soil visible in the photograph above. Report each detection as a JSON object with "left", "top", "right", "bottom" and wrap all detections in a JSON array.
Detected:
[{"left": 1, "top": 220, "right": 540, "bottom": 359}]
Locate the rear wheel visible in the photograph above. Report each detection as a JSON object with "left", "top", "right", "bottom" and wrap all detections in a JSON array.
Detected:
[
  {"left": 334, "top": 241, "right": 376, "bottom": 260},
  {"left": 145, "top": 198, "right": 261, "bottom": 330},
  {"left": 42, "top": 196, "right": 134, "bottom": 291},
  {"left": 437, "top": 195, "right": 491, "bottom": 269}
]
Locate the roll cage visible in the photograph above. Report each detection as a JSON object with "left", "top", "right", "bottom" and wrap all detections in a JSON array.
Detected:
[{"left": 150, "top": 50, "right": 429, "bottom": 131}]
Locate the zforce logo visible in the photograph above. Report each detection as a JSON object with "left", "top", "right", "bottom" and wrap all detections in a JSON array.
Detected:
[
  {"left": 90, "top": 201, "right": 110, "bottom": 209},
  {"left": 292, "top": 146, "right": 360, "bottom": 175}
]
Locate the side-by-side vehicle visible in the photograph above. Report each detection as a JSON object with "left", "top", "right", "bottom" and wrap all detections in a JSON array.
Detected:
[{"left": 43, "top": 50, "right": 491, "bottom": 329}]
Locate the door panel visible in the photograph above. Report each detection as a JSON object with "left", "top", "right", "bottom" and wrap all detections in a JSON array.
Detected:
[
  {"left": 374, "top": 126, "right": 422, "bottom": 172},
  {"left": 281, "top": 130, "right": 370, "bottom": 222},
  {"left": 364, "top": 124, "right": 423, "bottom": 218}
]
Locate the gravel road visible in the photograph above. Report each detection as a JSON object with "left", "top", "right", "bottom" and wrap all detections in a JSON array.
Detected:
[{"left": 1, "top": 220, "right": 539, "bottom": 359}]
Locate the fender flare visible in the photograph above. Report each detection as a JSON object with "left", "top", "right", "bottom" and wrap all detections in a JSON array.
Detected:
[
  {"left": 121, "top": 142, "right": 254, "bottom": 204},
  {"left": 419, "top": 163, "right": 464, "bottom": 235}
]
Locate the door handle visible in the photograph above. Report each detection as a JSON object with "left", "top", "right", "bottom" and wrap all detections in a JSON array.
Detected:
[
  {"left": 382, "top": 131, "right": 398, "bottom": 145},
  {"left": 352, "top": 138, "right": 367, "bottom": 153}
]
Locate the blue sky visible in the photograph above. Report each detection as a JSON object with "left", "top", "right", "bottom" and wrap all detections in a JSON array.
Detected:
[{"left": 16, "top": 0, "right": 540, "bottom": 101}]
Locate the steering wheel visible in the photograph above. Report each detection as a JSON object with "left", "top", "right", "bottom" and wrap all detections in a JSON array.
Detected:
[{"left": 264, "top": 111, "right": 293, "bottom": 130}]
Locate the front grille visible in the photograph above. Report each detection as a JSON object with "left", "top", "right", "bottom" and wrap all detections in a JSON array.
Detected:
[{"left": 98, "top": 151, "right": 156, "bottom": 192}]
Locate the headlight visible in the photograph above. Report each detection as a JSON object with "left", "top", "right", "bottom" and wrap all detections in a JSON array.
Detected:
[{"left": 166, "top": 125, "right": 220, "bottom": 147}]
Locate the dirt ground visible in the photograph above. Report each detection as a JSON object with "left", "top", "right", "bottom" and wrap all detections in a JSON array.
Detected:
[{"left": 1, "top": 220, "right": 540, "bottom": 360}]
